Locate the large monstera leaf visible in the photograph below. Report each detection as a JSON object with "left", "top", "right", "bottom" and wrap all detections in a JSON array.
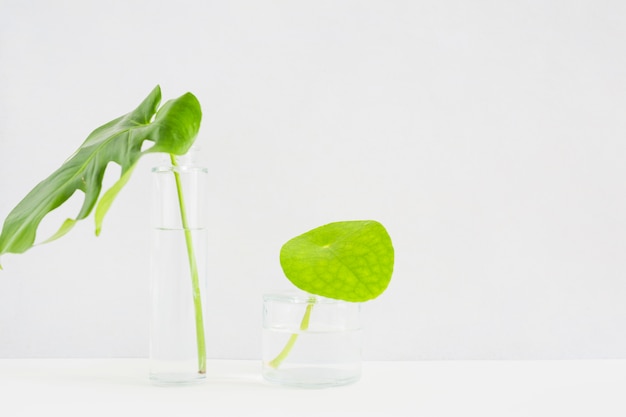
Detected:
[{"left": 0, "top": 85, "right": 201, "bottom": 267}]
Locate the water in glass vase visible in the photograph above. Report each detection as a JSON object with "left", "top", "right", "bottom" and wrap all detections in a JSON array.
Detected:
[{"left": 150, "top": 226, "right": 208, "bottom": 385}]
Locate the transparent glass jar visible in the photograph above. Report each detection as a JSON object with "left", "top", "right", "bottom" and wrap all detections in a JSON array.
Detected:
[
  {"left": 262, "top": 292, "right": 362, "bottom": 388},
  {"left": 149, "top": 158, "right": 208, "bottom": 384}
]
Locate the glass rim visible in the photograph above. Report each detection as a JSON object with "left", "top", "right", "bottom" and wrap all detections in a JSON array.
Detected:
[
  {"left": 263, "top": 291, "right": 358, "bottom": 305},
  {"left": 151, "top": 165, "right": 208, "bottom": 174}
]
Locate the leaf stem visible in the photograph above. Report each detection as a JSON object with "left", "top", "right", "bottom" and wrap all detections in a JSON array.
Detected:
[
  {"left": 268, "top": 298, "right": 315, "bottom": 369},
  {"left": 170, "top": 154, "right": 206, "bottom": 374}
]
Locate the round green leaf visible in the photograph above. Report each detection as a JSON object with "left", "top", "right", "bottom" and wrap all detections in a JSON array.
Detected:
[{"left": 280, "top": 220, "right": 395, "bottom": 302}]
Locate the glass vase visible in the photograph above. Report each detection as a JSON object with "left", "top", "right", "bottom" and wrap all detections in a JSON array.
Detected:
[
  {"left": 262, "top": 292, "right": 362, "bottom": 388},
  {"left": 149, "top": 157, "right": 208, "bottom": 384}
]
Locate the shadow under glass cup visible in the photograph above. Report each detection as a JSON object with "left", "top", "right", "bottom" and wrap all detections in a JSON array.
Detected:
[{"left": 262, "top": 292, "right": 362, "bottom": 388}]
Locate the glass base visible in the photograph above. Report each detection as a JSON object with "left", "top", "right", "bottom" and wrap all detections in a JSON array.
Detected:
[
  {"left": 149, "top": 372, "right": 206, "bottom": 386},
  {"left": 262, "top": 365, "right": 361, "bottom": 388}
]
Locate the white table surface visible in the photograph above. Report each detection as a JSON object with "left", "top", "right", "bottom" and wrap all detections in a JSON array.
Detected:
[{"left": 1, "top": 359, "right": 625, "bottom": 416}]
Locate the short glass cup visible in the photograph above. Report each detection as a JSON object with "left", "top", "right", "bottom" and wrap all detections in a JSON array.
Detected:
[{"left": 262, "top": 292, "right": 362, "bottom": 388}]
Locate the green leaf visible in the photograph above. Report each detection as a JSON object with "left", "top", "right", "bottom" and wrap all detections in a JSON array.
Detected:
[
  {"left": 0, "top": 85, "right": 202, "bottom": 262},
  {"left": 40, "top": 218, "right": 78, "bottom": 244},
  {"left": 280, "top": 220, "right": 395, "bottom": 302},
  {"left": 94, "top": 163, "right": 136, "bottom": 236}
]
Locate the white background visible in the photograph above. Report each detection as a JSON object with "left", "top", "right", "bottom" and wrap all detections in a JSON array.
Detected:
[{"left": 1, "top": 0, "right": 625, "bottom": 360}]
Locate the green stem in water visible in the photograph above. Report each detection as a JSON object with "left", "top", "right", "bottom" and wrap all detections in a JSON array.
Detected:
[
  {"left": 268, "top": 298, "right": 315, "bottom": 369},
  {"left": 170, "top": 154, "right": 206, "bottom": 374}
]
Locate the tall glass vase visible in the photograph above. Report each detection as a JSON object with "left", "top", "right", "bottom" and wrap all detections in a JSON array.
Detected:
[{"left": 149, "top": 155, "right": 208, "bottom": 384}]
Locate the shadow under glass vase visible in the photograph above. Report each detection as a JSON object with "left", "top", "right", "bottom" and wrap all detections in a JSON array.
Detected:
[{"left": 149, "top": 162, "right": 208, "bottom": 385}]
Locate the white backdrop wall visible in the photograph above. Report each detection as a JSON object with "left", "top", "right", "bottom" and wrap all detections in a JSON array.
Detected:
[{"left": 1, "top": 0, "right": 625, "bottom": 360}]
